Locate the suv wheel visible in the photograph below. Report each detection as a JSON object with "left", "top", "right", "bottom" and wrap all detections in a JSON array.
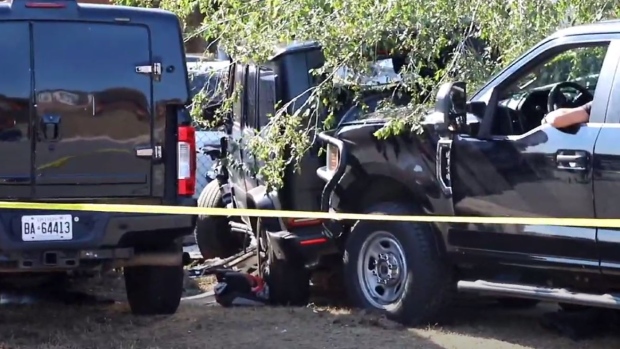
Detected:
[
  {"left": 258, "top": 222, "right": 310, "bottom": 306},
  {"left": 124, "top": 245, "right": 184, "bottom": 315},
  {"left": 343, "top": 202, "right": 453, "bottom": 325},
  {"left": 194, "top": 180, "right": 243, "bottom": 259}
]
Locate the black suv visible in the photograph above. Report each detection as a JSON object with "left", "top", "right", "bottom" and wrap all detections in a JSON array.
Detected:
[
  {"left": 319, "top": 21, "right": 620, "bottom": 324},
  {"left": 0, "top": 0, "right": 197, "bottom": 315},
  {"left": 195, "top": 42, "right": 414, "bottom": 303}
]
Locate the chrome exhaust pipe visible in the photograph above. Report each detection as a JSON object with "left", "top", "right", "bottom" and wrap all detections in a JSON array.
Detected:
[{"left": 458, "top": 280, "right": 620, "bottom": 310}]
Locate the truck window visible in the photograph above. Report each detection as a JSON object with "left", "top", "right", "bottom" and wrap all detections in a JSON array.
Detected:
[
  {"left": 257, "top": 67, "right": 277, "bottom": 130},
  {"left": 232, "top": 64, "right": 245, "bottom": 124},
  {"left": 491, "top": 42, "right": 610, "bottom": 136},
  {"left": 0, "top": 22, "right": 31, "bottom": 197},
  {"left": 245, "top": 65, "right": 258, "bottom": 128},
  {"left": 512, "top": 45, "right": 607, "bottom": 94}
]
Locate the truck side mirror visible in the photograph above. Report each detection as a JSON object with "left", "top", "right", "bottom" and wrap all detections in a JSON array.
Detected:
[{"left": 435, "top": 81, "right": 467, "bottom": 127}]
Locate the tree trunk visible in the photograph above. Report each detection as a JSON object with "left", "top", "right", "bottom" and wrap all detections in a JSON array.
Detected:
[{"left": 184, "top": 4, "right": 209, "bottom": 54}]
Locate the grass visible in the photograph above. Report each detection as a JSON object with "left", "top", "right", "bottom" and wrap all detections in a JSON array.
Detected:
[{"left": 0, "top": 271, "right": 617, "bottom": 348}]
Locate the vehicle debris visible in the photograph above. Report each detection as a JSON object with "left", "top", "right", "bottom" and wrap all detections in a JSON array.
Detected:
[{"left": 210, "top": 269, "right": 269, "bottom": 307}]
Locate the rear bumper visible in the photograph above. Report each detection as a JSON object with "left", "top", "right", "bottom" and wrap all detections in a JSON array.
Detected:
[
  {"left": 0, "top": 198, "right": 197, "bottom": 271},
  {"left": 265, "top": 225, "right": 339, "bottom": 269}
]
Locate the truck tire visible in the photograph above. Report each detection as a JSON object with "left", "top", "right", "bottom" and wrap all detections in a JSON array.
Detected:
[
  {"left": 258, "top": 224, "right": 310, "bottom": 306},
  {"left": 343, "top": 202, "right": 453, "bottom": 326},
  {"left": 496, "top": 297, "right": 540, "bottom": 309},
  {"left": 194, "top": 180, "right": 239, "bottom": 259},
  {"left": 263, "top": 254, "right": 310, "bottom": 306},
  {"left": 124, "top": 259, "right": 184, "bottom": 315}
]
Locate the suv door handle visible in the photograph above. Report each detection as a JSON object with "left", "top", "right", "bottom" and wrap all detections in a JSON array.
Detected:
[{"left": 556, "top": 150, "right": 588, "bottom": 171}]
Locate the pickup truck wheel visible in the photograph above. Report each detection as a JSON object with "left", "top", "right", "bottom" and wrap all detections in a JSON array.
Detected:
[
  {"left": 124, "top": 252, "right": 184, "bottom": 315},
  {"left": 496, "top": 297, "right": 540, "bottom": 309},
  {"left": 343, "top": 202, "right": 453, "bottom": 326},
  {"left": 194, "top": 180, "right": 241, "bottom": 259}
]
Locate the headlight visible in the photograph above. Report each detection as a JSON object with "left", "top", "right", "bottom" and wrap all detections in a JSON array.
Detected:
[{"left": 326, "top": 143, "right": 340, "bottom": 172}]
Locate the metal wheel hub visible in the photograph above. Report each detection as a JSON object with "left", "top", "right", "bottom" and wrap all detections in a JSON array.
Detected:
[
  {"left": 357, "top": 231, "right": 408, "bottom": 309},
  {"left": 373, "top": 253, "right": 401, "bottom": 285}
]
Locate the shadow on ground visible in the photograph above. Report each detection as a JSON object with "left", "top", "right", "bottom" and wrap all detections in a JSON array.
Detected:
[
  {"left": 0, "top": 271, "right": 618, "bottom": 348},
  {"left": 420, "top": 298, "right": 620, "bottom": 349}
]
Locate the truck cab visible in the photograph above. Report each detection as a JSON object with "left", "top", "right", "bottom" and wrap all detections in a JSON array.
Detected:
[{"left": 318, "top": 20, "right": 620, "bottom": 325}]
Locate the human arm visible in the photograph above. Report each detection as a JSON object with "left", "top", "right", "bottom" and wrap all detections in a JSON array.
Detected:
[{"left": 542, "top": 101, "right": 591, "bottom": 128}]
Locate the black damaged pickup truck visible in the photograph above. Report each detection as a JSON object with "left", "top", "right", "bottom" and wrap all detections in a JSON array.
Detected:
[{"left": 318, "top": 20, "right": 620, "bottom": 325}]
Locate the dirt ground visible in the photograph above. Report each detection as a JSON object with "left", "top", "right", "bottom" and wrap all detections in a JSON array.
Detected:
[{"left": 0, "top": 271, "right": 619, "bottom": 349}]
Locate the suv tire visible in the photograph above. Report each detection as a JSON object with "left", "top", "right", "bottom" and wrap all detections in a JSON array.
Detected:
[
  {"left": 263, "top": 252, "right": 310, "bottom": 306},
  {"left": 194, "top": 180, "right": 239, "bottom": 259},
  {"left": 343, "top": 202, "right": 453, "bottom": 325},
  {"left": 258, "top": 224, "right": 310, "bottom": 306},
  {"left": 124, "top": 252, "right": 184, "bottom": 315}
]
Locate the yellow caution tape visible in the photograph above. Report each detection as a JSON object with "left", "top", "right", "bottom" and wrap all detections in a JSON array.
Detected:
[{"left": 0, "top": 201, "right": 619, "bottom": 228}]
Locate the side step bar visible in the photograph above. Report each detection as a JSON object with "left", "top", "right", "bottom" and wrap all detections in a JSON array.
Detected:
[{"left": 458, "top": 280, "right": 620, "bottom": 310}]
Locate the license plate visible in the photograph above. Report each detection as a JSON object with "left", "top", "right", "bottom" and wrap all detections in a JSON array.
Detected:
[{"left": 21, "top": 215, "right": 73, "bottom": 241}]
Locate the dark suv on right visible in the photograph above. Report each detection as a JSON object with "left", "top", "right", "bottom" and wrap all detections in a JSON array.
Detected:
[{"left": 194, "top": 42, "right": 413, "bottom": 304}]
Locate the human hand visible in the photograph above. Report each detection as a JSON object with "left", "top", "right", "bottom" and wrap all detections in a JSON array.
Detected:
[{"left": 541, "top": 110, "right": 561, "bottom": 125}]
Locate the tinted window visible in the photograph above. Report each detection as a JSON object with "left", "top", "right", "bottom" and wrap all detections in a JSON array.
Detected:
[
  {"left": 257, "top": 67, "right": 277, "bottom": 130},
  {"left": 0, "top": 22, "right": 31, "bottom": 197},
  {"left": 189, "top": 71, "right": 226, "bottom": 102},
  {"left": 232, "top": 64, "right": 245, "bottom": 123},
  {"left": 189, "top": 73, "right": 208, "bottom": 98},
  {"left": 511, "top": 44, "right": 609, "bottom": 94},
  {"left": 246, "top": 65, "right": 258, "bottom": 128}
]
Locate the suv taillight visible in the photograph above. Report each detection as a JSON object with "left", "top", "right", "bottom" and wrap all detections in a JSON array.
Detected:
[{"left": 177, "top": 126, "right": 196, "bottom": 196}]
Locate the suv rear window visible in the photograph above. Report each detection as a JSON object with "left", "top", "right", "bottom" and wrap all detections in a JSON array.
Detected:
[
  {"left": 231, "top": 64, "right": 279, "bottom": 130},
  {"left": 232, "top": 64, "right": 245, "bottom": 123},
  {"left": 257, "top": 67, "right": 277, "bottom": 129}
]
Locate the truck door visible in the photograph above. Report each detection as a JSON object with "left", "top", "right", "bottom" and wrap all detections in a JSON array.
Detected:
[
  {"left": 31, "top": 22, "right": 154, "bottom": 198},
  {"left": 447, "top": 37, "right": 620, "bottom": 272},
  {"left": 246, "top": 66, "right": 277, "bottom": 194},
  {"left": 228, "top": 64, "right": 251, "bottom": 209},
  {"left": 593, "top": 51, "right": 620, "bottom": 277},
  {"left": 0, "top": 22, "right": 32, "bottom": 199}
]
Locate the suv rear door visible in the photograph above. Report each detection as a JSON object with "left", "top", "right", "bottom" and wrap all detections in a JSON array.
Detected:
[
  {"left": 32, "top": 22, "right": 154, "bottom": 198},
  {"left": 0, "top": 22, "right": 32, "bottom": 199}
]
